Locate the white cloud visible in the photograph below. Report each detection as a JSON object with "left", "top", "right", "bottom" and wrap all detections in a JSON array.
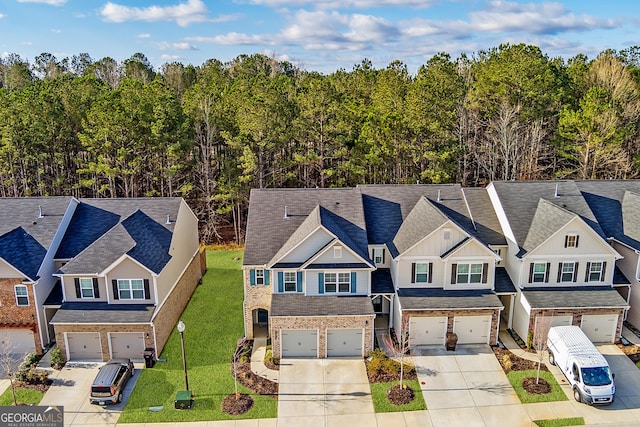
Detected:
[
  {"left": 137, "top": 33, "right": 152, "bottom": 38},
  {"left": 157, "top": 41, "right": 198, "bottom": 51},
  {"left": 160, "top": 54, "right": 182, "bottom": 61},
  {"left": 246, "top": 0, "right": 430, "bottom": 8},
  {"left": 50, "top": 28, "right": 61, "bottom": 33},
  {"left": 101, "top": 0, "right": 211, "bottom": 27},
  {"left": 0, "top": 13, "right": 4, "bottom": 19},
  {"left": 17, "top": 0, "right": 66, "bottom": 5},
  {"left": 186, "top": 33, "right": 269, "bottom": 45}
]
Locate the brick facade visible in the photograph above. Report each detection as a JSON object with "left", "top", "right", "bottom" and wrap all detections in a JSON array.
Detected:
[
  {"left": 402, "top": 309, "right": 501, "bottom": 346},
  {"left": 152, "top": 250, "right": 203, "bottom": 357},
  {"left": 270, "top": 315, "right": 374, "bottom": 359},
  {"left": 53, "top": 250, "right": 202, "bottom": 362},
  {"left": 0, "top": 279, "right": 42, "bottom": 354},
  {"left": 527, "top": 307, "right": 625, "bottom": 342},
  {"left": 243, "top": 268, "right": 272, "bottom": 339}
]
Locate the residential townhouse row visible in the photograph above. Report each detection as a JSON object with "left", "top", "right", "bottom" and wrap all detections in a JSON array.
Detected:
[
  {"left": 242, "top": 180, "right": 638, "bottom": 359},
  {"left": 0, "top": 197, "right": 205, "bottom": 362}
]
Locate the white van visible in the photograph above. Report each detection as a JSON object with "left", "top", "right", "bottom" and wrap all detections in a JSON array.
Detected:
[{"left": 547, "top": 325, "right": 615, "bottom": 405}]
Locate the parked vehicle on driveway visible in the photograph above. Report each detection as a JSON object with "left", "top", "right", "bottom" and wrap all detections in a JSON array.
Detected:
[
  {"left": 547, "top": 325, "right": 615, "bottom": 405},
  {"left": 90, "top": 359, "right": 134, "bottom": 405}
]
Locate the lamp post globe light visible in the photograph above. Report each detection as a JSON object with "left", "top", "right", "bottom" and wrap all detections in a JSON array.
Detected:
[{"left": 177, "top": 320, "right": 189, "bottom": 391}]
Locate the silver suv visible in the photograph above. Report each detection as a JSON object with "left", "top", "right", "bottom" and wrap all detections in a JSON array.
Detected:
[{"left": 90, "top": 359, "right": 134, "bottom": 405}]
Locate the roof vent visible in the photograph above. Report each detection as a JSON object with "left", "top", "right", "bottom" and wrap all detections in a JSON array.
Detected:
[
  {"left": 284, "top": 206, "right": 289, "bottom": 219},
  {"left": 166, "top": 215, "right": 171, "bottom": 224},
  {"left": 437, "top": 190, "right": 441, "bottom": 202},
  {"left": 38, "top": 205, "right": 44, "bottom": 218},
  {"left": 554, "top": 183, "right": 559, "bottom": 198}
]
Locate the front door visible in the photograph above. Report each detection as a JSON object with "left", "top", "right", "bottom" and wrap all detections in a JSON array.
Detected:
[{"left": 372, "top": 296, "right": 382, "bottom": 313}]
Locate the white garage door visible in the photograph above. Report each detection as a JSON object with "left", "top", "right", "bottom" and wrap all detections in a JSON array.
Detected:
[
  {"left": 110, "top": 332, "right": 145, "bottom": 360},
  {"left": 454, "top": 315, "right": 491, "bottom": 344},
  {"left": 0, "top": 329, "right": 35, "bottom": 355},
  {"left": 281, "top": 330, "right": 318, "bottom": 358},
  {"left": 327, "top": 329, "right": 363, "bottom": 357},
  {"left": 67, "top": 332, "right": 102, "bottom": 361},
  {"left": 581, "top": 314, "right": 618, "bottom": 343},
  {"left": 410, "top": 317, "right": 447, "bottom": 346},
  {"left": 534, "top": 315, "right": 572, "bottom": 340}
]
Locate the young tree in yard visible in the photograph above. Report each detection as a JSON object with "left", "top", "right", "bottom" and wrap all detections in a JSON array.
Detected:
[
  {"left": 533, "top": 316, "right": 554, "bottom": 384},
  {"left": 0, "top": 340, "right": 18, "bottom": 405},
  {"left": 381, "top": 317, "right": 411, "bottom": 388}
]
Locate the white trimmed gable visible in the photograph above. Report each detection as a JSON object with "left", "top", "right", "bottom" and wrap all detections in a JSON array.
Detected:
[
  {"left": 270, "top": 227, "right": 333, "bottom": 266},
  {"left": 403, "top": 221, "right": 467, "bottom": 258}
]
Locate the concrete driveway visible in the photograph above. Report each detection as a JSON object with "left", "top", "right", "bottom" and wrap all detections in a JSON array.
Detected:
[
  {"left": 277, "top": 358, "right": 376, "bottom": 427},
  {"left": 413, "top": 345, "right": 530, "bottom": 427},
  {"left": 40, "top": 362, "right": 140, "bottom": 426}
]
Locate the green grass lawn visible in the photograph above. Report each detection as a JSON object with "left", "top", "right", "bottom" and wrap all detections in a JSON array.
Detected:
[
  {"left": 534, "top": 417, "right": 585, "bottom": 427},
  {"left": 370, "top": 380, "right": 426, "bottom": 413},
  {"left": 507, "top": 370, "right": 568, "bottom": 404},
  {"left": 0, "top": 386, "right": 45, "bottom": 406},
  {"left": 119, "top": 249, "right": 278, "bottom": 423}
]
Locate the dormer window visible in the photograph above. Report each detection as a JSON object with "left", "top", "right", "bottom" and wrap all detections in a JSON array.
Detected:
[
  {"left": 373, "top": 248, "right": 385, "bottom": 265},
  {"left": 565, "top": 234, "right": 579, "bottom": 248},
  {"left": 334, "top": 246, "right": 342, "bottom": 259}
]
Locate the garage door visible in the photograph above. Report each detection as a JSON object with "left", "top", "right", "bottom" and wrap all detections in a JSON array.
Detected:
[
  {"left": 0, "top": 329, "right": 35, "bottom": 355},
  {"left": 67, "top": 332, "right": 102, "bottom": 361},
  {"left": 454, "top": 315, "right": 491, "bottom": 344},
  {"left": 534, "top": 315, "right": 572, "bottom": 340},
  {"left": 110, "top": 332, "right": 145, "bottom": 360},
  {"left": 581, "top": 314, "right": 618, "bottom": 343},
  {"left": 327, "top": 329, "right": 363, "bottom": 357},
  {"left": 281, "top": 330, "right": 317, "bottom": 358},
  {"left": 410, "top": 317, "right": 447, "bottom": 346}
]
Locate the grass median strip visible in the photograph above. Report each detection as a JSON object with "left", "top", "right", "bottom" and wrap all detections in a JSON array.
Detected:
[
  {"left": 370, "top": 380, "right": 426, "bottom": 412},
  {"left": 507, "top": 370, "right": 567, "bottom": 404},
  {"left": 533, "top": 417, "right": 585, "bottom": 427},
  {"left": 118, "top": 249, "right": 278, "bottom": 423},
  {"left": 0, "top": 387, "right": 45, "bottom": 406}
]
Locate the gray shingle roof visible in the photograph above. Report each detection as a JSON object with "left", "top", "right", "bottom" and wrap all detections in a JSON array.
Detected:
[
  {"left": 50, "top": 302, "right": 155, "bottom": 324},
  {"left": 371, "top": 269, "right": 395, "bottom": 293},
  {"left": 393, "top": 197, "right": 449, "bottom": 256},
  {"left": 622, "top": 191, "right": 640, "bottom": 242},
  {"left": 495, "top": 267, "right": 517, "bottom": 294},
  {"left": 523, "top": 199, "right": 577, "bottom": 253},
  {"left": 397, "top": 288, "right": 503, "bottom": 310},
  {"left": 244, "top": 188, "right": 368, "bottom": 266},
  {"left": 270, "top": 294, "right": 374, "bottom": 317},
  {"left": 0, "top": 197, "right": 71, "bottom": 279},
  {"left": 491, "top": 181, "right": 605, "bottom": 250},
  {"left": 461, "top": 187, "right": 507, "bottom": 245},
  {"left": 522, "top": 286, "right": 628, "bottom": 309},
  {"left": 576, "top": 180, "right": 640, "bottom": 250}
]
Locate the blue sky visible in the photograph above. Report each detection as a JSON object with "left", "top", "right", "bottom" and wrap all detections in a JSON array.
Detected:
[{"left": 1, "top": 0, "right": 638, "bottom": 74}]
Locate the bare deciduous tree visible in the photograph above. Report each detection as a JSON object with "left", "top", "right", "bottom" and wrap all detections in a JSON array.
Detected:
[{"left": 533, "top": 315, "right": 554, "bottom": 384}]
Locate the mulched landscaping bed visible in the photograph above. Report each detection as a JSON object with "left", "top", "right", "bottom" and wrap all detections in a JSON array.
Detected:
[
  {"left": 13, "top": 379, "right": 52, "bottom": 393},
  {"left": 493, "top": 346, "right": 548, "bottom": 372},
  {"left": 617, "top": 342, "right": 640, "bottom": 364},
  {"left": 232, "top": 362, "right": 278, "bottom": 397},
  {"left": 387, "top": 384, "right": 415, "bottom": 406},
  {"left": 522, "top": 377, "right": 551, "bottom": 394},
  {"left": 221, "top": 393, "right": 253, "bottom": 415},
  {"left": 365, "top": 360, "right": 417, "bottom": 383}
]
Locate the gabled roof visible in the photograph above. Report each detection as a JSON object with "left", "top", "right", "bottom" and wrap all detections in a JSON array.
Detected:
[
  {"left": 244, "top": 188, "right": 368, "bottom": 266},
  {"left": 59, "top": 201, "right": 178, "bottom": 275},
  {"left": 491, "top": 181, "right": 605, "bottom": 250},
  {"left": 576, "top": 180, "right": 640, "bottom": 250},
  {"left": 522, "top": 199, "right": 577, "bottom": 254},
  {"left": 0, "top": 197, "right": 72, "bottom": 280},
  {"left": 392, "top": 196, "right": 450, "bottom": 256}
]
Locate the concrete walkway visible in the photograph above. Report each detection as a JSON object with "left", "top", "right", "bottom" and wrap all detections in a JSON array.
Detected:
[{"left": 251, "top": 335, "right": 279, "bottom": 383}]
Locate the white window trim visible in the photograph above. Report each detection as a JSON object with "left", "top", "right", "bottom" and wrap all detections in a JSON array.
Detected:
[
  {"left": 415, "top": 263, "right": 429, "bottom": 283},
  {"left": 14, "top": 285, "right": 29, "bottom": 306},
  {"left": 373, "top": 248, "right": 384, "bottom": 265},
  {"left": 117, "top": 279, "right": 145, "bottom": 300},
  {"left": 560, "top": 262, "right": 576, "bottom": 282},
  {"left": 532, "top": 263, "right": 547, "bottom": 283},
  {"left": 456, "top": 263, "right": 483, "bottom": 284},
  {"left": 79, "top": 278, "right": 94, "bottom": 299},
  {"left": 324, "top": 272, "right": 351, "bottom": 294},
  {"left": 255, "top": 269, "right": 265, "bottom": 285},
  {"left": 283, "top": 272, "right": 297, "bottom": 293},
  {"left": 588, "top": 262, "right": 603, "bottom": 282},
  {"left": 566, "top": 234, "right": 578, "bottom": 248}
]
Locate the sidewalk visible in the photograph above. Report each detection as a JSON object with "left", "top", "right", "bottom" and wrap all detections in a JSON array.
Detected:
[
  {"left": 498, "top": 328, "right": 540, "bottom": 363},
  {"left": 250, "top": 335, "right": 279, "bottom": 383}
]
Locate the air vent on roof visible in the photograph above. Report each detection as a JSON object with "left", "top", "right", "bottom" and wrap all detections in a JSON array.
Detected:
[
  {"left": 166, "top": 215, "right": 171, "bottom": 224},
  {"left": 38, "top": 205, "right": 44, "bottom": 218},
  {"left": 554, "top": 183, "right": 560, "bottom": 198},
  {"left": 437, "top": 190, "right": 441, "bottom": 202},
  {"left": 284, "top": 206, "right": 289, "bottom": 219}
]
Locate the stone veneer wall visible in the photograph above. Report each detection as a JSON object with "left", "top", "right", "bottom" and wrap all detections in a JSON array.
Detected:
[
  {"left": 270, "top": 315, "right": 374, "bottom": 359},
  {"left": 528, "top": 307, "right": 625, "bottom": 342},
  {"left": 243, "top": 268, "right": 272, "bottom": 339},
  {"left": 402, "top": 309, "right": 501, "bottom": 346},
  {"left": 0, "top": 279, "right": 42, "bottom": 354}
]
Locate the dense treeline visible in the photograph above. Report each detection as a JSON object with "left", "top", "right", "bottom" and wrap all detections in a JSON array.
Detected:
[{"left": 1, "top": 44, "right": 639, "bottom": 243}]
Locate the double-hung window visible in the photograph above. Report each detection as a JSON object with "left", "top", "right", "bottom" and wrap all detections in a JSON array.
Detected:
[
  {"left": 456, "top": 263, "right": 483, "bottom": 284},
  {"left": 532, "top": 263, "right": 547, "bottom": 283},
  {"left": 415, "top": 263, "right": 429, "bottom": 283},
  {"left": 255, "top": 269, "right": 265, "bottom": 285},
  {"left": 284, "top": 272, "right": 297, "bottom": 292},
  {"left": 79, "top": 278, "right": 94, "bottom": 298},
  {"left": 118, "top": 279, "right": 145, "bottom": 300},
  {"left": 373, "top": 248, "right": 385, "bottom": 265},
  {"left": 560, "top": 262, "right": 576, "bottom": 282},
  {"left": 14, "top": 285, "right": 28, "bottom": 306},
  {"left": 325, "top": 272, "right": 350, "bottom": 293},
  {"left": 588, "top": 262, "right": 603, "bottom": 282}
]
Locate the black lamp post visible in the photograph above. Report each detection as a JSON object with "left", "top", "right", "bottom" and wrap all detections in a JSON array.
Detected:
[{"left": 177, "top": 320, "right": 189, "bottom": 391}]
